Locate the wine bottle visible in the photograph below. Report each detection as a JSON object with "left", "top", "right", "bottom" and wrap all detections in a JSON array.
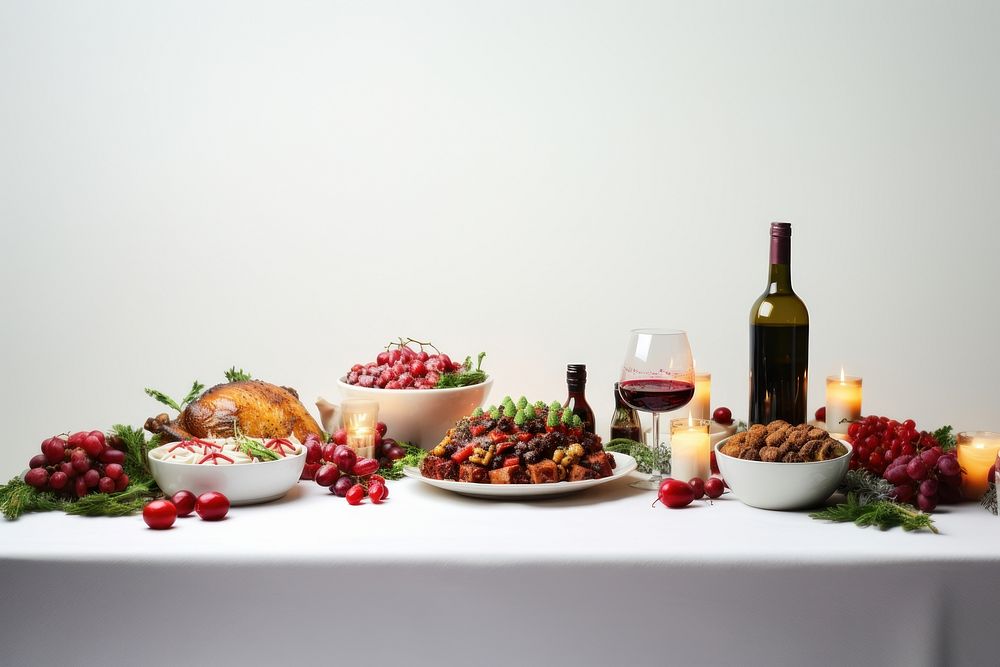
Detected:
[
  {"left": 610, "top": 382, "right": 642, "bottom": 441},
  {"left": 749, "top": 222, "right": 809, "bottom": 425},
  {"left": 563, "top": 364, "right": 596, "bottom": 434}
]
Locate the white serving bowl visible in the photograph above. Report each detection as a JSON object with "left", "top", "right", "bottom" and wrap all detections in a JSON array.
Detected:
[
  {"left": 332, "top": 377, "right": 493, "bottom": 449},
  {"left": 714, "top": 436, "right": 852, "bottom": 510},
  {"left": 148, "top": 444, "right": 306, "bottom": 506}
]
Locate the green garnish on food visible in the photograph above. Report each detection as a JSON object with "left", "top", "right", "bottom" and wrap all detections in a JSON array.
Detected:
[
  {"left": 435, "top": 352, "right": 487, "bottom": 389},
  {"left": 489, "top": 406, "right": 501, "bottom": 419},
  {"left": 225, "top": 367, "right": 253, "bottom": 383},
  {"left": 516, "top": 396, "right": 528, "bottom": 410},
  {"left": 561, "top": 408, "right": 573, "bottom": 426},
  {"left": 572, "top": 415, "right": 582, "bottom": 428},
  {"left": 549, "top": 401, "right": 561, "bottom": 413},
  {"left": 523, "top": 404, "right": 536, "bottom": 419},
  {"left": 546, "top": 409, "right": 560, "bottom": 428},
  {"left": 471, "top": 407, "right": 484, "bottom": 417},
  {"left": 144, "top": 380, "right": 205, "bottom": 414},
  {"left": 377, "top": 442, "right": 427, "bottom": 480},
  {"left": 514, "top": 409, "right": 527, "bottom": 427}
]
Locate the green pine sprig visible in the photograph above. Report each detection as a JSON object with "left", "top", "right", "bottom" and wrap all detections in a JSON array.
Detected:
[
  {"left": 144, "top": 380, "right": 204, "bottom": 413},
  {"left": 377, "top": 442, "right": 427, "bottom": 480},
  {"left": 932, "top": 425, "right": 957, "bottom": 450},
  {"left": 225, "top": 367, "right": 253, "bottom": 383},
  {"left": 810, "top": 493, "right": 938, "bottom": 533},
  {"left": 838, "top": 468, "right": 894, "bottom": 504},
  {"left": 982, "top": 482, "right": 997, "bottom": 516}
]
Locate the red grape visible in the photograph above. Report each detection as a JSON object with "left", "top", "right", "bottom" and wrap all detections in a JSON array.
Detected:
[
  {"left": 346, "top": 484, "right": 365, "bottom": 505},
  {"left": 315, "top": 464, "right": 341, "bottom": 487},
  {"left": 98, "top": 477, "right": 116, "bottom": 494},
  {"left": 688, "top": 478, "right": 705, "bottom": 500},
  {"left": 49, "top": 471, "right": 69, "bottom": 490},
  {"left": 322, "top": 443, "right": 337, "bottom": 462},
  {"left": 42, "top": 437, "right": 66, "bottom": 464},
  {"left": 104, "top": 463, "right": 124, "bottom": 480},
  {"left": 115, "top": 474, "right": 130, "bottom": 491},
  {"left": 99, "top": 449, "right": 126, "bottom": 465},
  {"left": 25, "top": 468, "right": 49, "bottom": 488},
  {"left": 332, "top": 476, "right": 354, "bottom": 497},
  {"left": 917, "top": 494, "right": 937, "bottom": 512},
  {"left": 305, "top": 441, "right": 323, "bottom": 464},
  {"left": 83, "top": 469, "right": 100, "bottom": 488},
  {"left": 143, "top": 500, "right": 177, "bottom": 530},
  {"left": 195, "top": 492, "right": 230, "bottom": 521},
  {"left": 171, "top": 490, "right": 197, "bottom": 517},
  {"left": 368, "top": 481, "right": 387, "bottom": 504},
  {"left": 385, "top": 445, "right": 405, "bottom": 461},
  {"left": 331, "top": 429, "right": 348, "bottom": 446},
  {"left": 82, "top": 432, "right": 104, "bottom": 457},
  {"left": 28, "top": 454, "right": 47, "bottom": 469},
  {"left": 67, "top": 431, "right": 87, "bottom": 447},
  {"left": 351, "top": 458, "right": 379, "bottom": 476},
  {"left": 375, "top": 422, "right": 388, "bottom": 438},
  {"left": 937, "top": 455, "right": 959, "bottom": 477},
  {"left": 333, "top": 445, "right": 357, "bottom": 473},
  {"left": 74, "top": 477, "right": 88, "bottom": 497}
]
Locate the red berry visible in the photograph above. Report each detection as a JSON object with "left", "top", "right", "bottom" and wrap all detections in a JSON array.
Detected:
[
  {"left": 41, "top": 437, "right": 66, "bottom": 465},
  {"left": 322, "top": 443, "right": 337, "bottom": 462},
  {"left": 704, "top": 477, "right": 725, "bottom": 499},
  {"left": 104, "top": 463, "right": 124, "bottom": 480},
  {"left": 171, "top": 490, "right": 197, "bottom": 517},
  {"left": 143, "top": 500, "right": 177, "bottom": 530},
  {"left": 305, "top": 441, "right": 323, "bottom": 464},
  {"left": 351, "top": 458, "right": 379, "bottom": 477},
  {"left": 49, "top": 471, "right": 69, "bottom": 491},
  {"left": 410, "top": 360, "right": 426, "bottom": 377},
  {"left": 74, "top": 477, "right": 88, "bottom": 498},
  {"left": 82, "top": 433, "right": 104, "bottom": 457},
  {"left": 332, "top": 429, "right": 348, "bottom": 446},
  {"left": 712, "top": 407, "right": 733, "bottom": 426},
  {"left": 332, "top": 476, "right": 354, "bottom": 497},
  {"left": 195, "top": 492, "right": 230, "bottom": 521},
  {"left": 315, "top": 464, "right": 341, "bottom": 487},
  {"left": 83, "top": 469, "right": 100, "bottom": 488},
  {"left": 115, "top": 474, "right": 129, "bottom": 491},
  {"left": 376, "top": 352, "right": 390, "bottom": 365},
  {"left": 28, "top": 454, "right": 47, "bottom": 469},
  {"left": 688, "top": 478, "right": 705, "bottom": 500},
  {"left": 815, "top": 406, "right": 826, "bottom": 422},
  {"left": 657, "top": 479, "right": 695, "bottom": 509},
  {"left": 333, "top": 445, "right": 357, "bottom": 473},
  {"left": 375, "top": 422, "right": 388, "bottom": 437},
  {"left": 98, "top": 477, "right": 116, "bottom": 493},
  {"left": 346, "top": 484, "right": 365, "bottom": 505}
]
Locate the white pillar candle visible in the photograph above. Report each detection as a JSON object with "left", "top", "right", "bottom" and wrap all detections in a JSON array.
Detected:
[
  {"left": 825, "top": 370, "right": 862, "bottom": 436},
  {"left": 690, "top": 372, "right": 711, "bottom": 420},
  {"left": 670, "top": 417, "right": 711, "bottom": 482}
]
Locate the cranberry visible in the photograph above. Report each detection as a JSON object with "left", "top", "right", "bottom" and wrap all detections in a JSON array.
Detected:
[
  {"left": 143, "top": 500, "right": 177, "bottom": 530},
  {"left": 704, "top": 477, "right": 725, "bottom": 499}
]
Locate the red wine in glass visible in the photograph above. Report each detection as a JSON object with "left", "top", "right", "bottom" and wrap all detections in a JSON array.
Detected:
[{"left": 619, "top": 379, "right": 695, "bottom": 412}]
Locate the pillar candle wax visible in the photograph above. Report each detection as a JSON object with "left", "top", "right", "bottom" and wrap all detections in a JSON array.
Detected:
[
  {"left": 956, "top": 432, "right": 1000, "bottom": 500},
  {"left": 670, "top": 418, "right": 711, "bottom": 482},
  {"left": 690, "top": 373, "right": 711, "bottom": 420},
  {"left": 825, "top": 372, "right": 862, "bottom": 436}
]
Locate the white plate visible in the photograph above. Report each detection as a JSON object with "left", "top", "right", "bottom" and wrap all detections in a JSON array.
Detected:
[{"left": 402, "top": 452, "right": 637, "bottom": 499}]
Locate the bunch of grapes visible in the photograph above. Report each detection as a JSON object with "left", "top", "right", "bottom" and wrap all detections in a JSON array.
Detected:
[
  {"left": 847, "top": 416, "right": 960, "bottom": 511},
  {"left": 306, "top": 438, "right": 389, "bottom": 506},
  {"left": 24, "top": 431, "right": 130, "bottom": 498},
  {"left": 847, "top": 416, "right": 941, "bottom": 476},
  {"left": 299, "top": 422, "right": 404, "bottom": 480},
  {"left": 345, "top": 340, "right": 458, "bottom": 389}
]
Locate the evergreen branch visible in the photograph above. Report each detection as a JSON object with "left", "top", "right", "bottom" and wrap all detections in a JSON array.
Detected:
[
  {"left": 110, "top": 423, "right": 158, "bottom": 484},
  {"left": 378, "top": 442, "right": 427, "bottom": 480},
  {"left": 810, "top": 493, "right": 938, "bottom": 533},
  {"left": 982, "top": 482, "right": 997, "bottom": 516},
  {"left": 0, "top": 478, "right": 67, "bottom": 520},
  {"left": 932, "top": 425, "right": 957, "bottom": 450},
  {"left": 839, "top": 468, "right": 894, "bottom": 504}
]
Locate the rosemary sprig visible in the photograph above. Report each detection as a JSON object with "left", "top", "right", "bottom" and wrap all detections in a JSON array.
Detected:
[
  {"left": 810, "top": 493, "right": 938, "bottom": 533},
  {"left": 144, "top": 380, "right": 204, "bottom": 413},
  {"left": 436, "top": 352, "right": 488, "bottom": 388},
  {"left": 225, "top": 367, "right": 252, "bottom": 383},
  {"left": 233, "top": 425, "right": 280, "bottom": 462},
  {"left": 605, "top": 438, "right": 670, "bottom": 475},
  {"left": 377, "top": 442, "right": 427, "bottom": 480},
  {"left": 982, "top": 482, "right": 997, "bottom": 516}
]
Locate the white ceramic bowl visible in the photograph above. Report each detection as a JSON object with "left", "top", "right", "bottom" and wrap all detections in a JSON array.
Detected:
[
  {"left": 334, "top": 377, "right": 493, "bottom": 449},
  {"left": 714, "top": 436, "right": 852, "bottom": 510},
  {"left": 148, "top": 444, "right": 306, "bottom": 505}
]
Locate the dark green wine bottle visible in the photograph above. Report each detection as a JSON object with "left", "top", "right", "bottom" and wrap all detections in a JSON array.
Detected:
[{"left": 749, "top": 223, "right": 809, "bottom": 425}]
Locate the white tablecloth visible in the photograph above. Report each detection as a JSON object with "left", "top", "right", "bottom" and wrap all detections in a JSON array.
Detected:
[{"left": 2, "top": 476, "right": 997, "bottom": 667}]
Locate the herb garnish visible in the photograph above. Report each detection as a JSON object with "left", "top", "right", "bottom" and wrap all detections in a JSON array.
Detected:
[
  {"left": 144, "top": 380, "right": 205, "bottom": 413},
  {"left": 377, "top": 442, "right": 427, "bottom": 480},
  {"left": 810, "top": 493, "right": 938, "bottom": 533},
  {"left": 436, "top": 352, "right": 487, "bottom": 388}
]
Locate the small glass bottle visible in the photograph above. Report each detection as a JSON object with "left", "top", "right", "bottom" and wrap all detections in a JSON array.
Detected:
[
  {"left": 610, "top": 383, "right": 642, "bottom": 442},
  {"left": 563, "top": 364, "right": 596, "bottom": 434}
]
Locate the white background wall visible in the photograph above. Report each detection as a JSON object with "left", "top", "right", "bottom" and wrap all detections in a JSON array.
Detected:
[{"left": 1, "top": 1, "right": 998, "bottom": 479}]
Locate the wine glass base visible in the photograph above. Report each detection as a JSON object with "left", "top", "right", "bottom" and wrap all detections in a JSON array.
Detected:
[{"left": 629, "top": 479, "right": 662, "bottom": 490}]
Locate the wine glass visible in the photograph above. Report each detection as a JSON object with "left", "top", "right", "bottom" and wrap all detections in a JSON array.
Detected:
[{"left": 618, "top": 328, "right": 695, "bottom": 489}]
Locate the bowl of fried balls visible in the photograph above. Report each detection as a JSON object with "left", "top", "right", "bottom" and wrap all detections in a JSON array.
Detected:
[{"left": 715, "top": 421, "right": 852, "bottom": 510}]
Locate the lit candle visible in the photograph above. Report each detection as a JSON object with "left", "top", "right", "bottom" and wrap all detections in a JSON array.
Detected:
[
  {"left": 956, "top": 431, "right": 1000, "bottom": 500},
  {"left": 690, "top": 372, "right": 711, "bottom": 420},
  {"left": 670, "top": 416, "right": 711, "bottom": 482},
  {"left": 825, "top": 368, "right": 862, "bottom": 436},
  {"left": 341, "top": 398, "right": 379, "bottom": 460}
]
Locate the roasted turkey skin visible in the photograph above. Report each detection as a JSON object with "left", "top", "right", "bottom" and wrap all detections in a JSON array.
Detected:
[{"left": 146, "top": 380, "right": 323, "bottom": 442}]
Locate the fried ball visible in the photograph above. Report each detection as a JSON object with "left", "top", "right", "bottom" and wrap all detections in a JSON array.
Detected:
[
  {"left": 807, "top": 427, "right": 827, "bottom": 440},
  {"left": 766, "top": 420, "right": 790, "bottom": 433},
  {"left": 759, "top": 446, "right": 782, "bottom": 462},
  {"left": 747, "top": 429, "right": 767, "bottom": 449},
  {"left": 765, "top": 428, "right": 790, "bottom": 448},
  {"left": 781, "top": 451, "right": 805, "bottom": 463},
  {"left": 799, "top": 440, "right": 823, "bottom": 460},
  {"left": 737, "top": 445, "right": 759, "bottom": 460}
]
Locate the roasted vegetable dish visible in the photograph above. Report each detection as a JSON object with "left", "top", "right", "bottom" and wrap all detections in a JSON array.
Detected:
[{"left": 420, "top": 397, "right": 616, "bottom": 484}]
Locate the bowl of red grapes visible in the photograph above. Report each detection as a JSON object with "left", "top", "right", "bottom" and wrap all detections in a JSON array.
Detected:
[{"left": 328, "top": 338, "right": 492, "bottom": 449}]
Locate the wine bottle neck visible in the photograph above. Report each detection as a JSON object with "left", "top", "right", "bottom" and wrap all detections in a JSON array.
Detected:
[{"left": 768, "top": 234, "right": 793, "bottom": 292}]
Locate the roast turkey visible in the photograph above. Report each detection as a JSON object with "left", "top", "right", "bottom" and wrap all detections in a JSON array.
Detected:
[{"left": 145, "top": 380, "right": 323, "bottom": 442}]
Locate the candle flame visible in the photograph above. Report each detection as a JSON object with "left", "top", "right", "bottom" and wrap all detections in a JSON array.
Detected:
[
  {"left": 840, "top": 366, "right": 845, "bottom": 383},
  {"left": 688, "top": 412, "right": 694, "bottom": 428}
]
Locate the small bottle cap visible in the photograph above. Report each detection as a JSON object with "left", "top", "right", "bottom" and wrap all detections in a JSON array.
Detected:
[
  {"left": 567, "top": 364, "right": 587, "bottom": 384},
  {"left": 770, "top": 222, "right": 792, "bottom": 238}
]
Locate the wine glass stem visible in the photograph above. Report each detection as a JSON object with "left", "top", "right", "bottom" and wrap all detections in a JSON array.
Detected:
[{"left": 650, "top": 411, "right": 663, "bottom": 483}]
